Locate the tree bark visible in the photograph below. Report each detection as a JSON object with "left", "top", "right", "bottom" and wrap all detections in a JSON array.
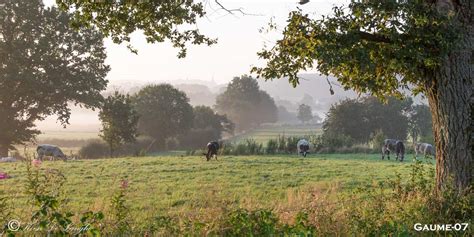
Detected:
[
  {"left": 425, "top": 13, "right": 473, "bottom": 192},
  {"left": 0, "top": 145, "right": 8, "bottom": 157}
]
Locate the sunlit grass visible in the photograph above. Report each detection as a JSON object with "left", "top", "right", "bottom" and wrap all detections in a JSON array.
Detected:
[{"left": 0, "top": 153, "right": 433, "bottom": 225}]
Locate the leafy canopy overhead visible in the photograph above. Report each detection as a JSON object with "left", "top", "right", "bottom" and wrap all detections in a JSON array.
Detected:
[
  {"left": 0, "top": 0, "right": 109, "bottom": 150},
  {"left": 252, "top": 0, "right": 461, "bottom": 98},
  {"left": 56, "top": 0, "right": 217, "bottom": 56}
]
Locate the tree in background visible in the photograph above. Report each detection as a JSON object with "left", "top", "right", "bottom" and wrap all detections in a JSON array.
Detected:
[
  {"left": 408, "top": 104, "right": 433, "bottom": 144},
  {"left": 193, "top": 106, "right": 234, "bottom": 135},
  {"left": 179, "top": 106, "right": 234, "bottom": 149},
  {"left": 277, "top": 105, "right": 297, "bottom": 123},
  {"left": 323, "top": 99, "right": 369, "bottom": 143},
  {"left": 215, "top": 76, "right": 278, "bottom": 131},
  {"left": 300, "top": 94, "right": 318, "bottom": 110},
  {"left": 258, "top": 91, "right": 279, "bottom": 125},
  {"left": 0, "top": 1, "right": 109, "bottom": 156},
  {"left": 133, "top": 84, "right": 193, "bottom": 149},
  {"left": 297, "top": 104, "right": 313, "bottom": 124},
  {"left": 56, "top": 0, "right": 216, "bottom": 57},
  {"left": 362, "top": 97, "right": 412, "bottom": 141},
  {"left": 322, "top": 97, "right": 412, "bottom": 144},
  {"left": 253, "top": 0, "right": 472, "bottom": 192},
  {"left": 99, "top": 92, "right": 139, "bottom": 157}
]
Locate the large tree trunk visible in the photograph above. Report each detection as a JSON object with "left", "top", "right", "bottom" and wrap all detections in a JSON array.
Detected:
[
  {"left": 0, "top": 145, "right": 8, "bottom": 157},
  {"left": 425, "top": 8, "right": 473, "bottom": 192}
]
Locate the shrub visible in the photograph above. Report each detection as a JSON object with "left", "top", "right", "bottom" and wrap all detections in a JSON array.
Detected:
[
  {"left": 245, "top": 139, "right": 263, "bottom": 155},
  {"left": 179, "top": 128, "right": 220, "bottom": 149},
  {"left": 285, "top": 136, "right": 300, "bottom": 153},
  {"left": 0, "top": 189, "right": 11, "bottom": 235},
  {"left": 22, "top": 157, "right": 104, "bottom": 235},
  {"left": 223, "top": 209, "right": 279, "bottom": 236},
  {"left": 79, "top": 141, "right": 109, "bottom": 159},
  {"left": 110, "top": 180, "right": 132, "bottom": 235},
  {"left": 266, "top": 139, "right": 278, "bottom": 154},
  {"left": 369, "top": 129, "right": 385, "bottom": 152},
  {"left": 234, "top": 143, "right": 249, "bottom": 156},
  {"left": 277, "top": 135, "right": 287, "bottom": 153}
]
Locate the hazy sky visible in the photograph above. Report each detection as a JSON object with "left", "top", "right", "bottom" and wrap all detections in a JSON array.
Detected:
[
  {"left": 45, "top": 0, "right": 348, "bottom": 84},
  {"left": 38, "top": 0, "right": 349, "bottom": 132}
]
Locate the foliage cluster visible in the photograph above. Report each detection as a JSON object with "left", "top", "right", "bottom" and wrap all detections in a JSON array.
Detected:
[
  {"left": 215, "top": 75, "right": 278, "bottom": 131},
  {"left": 78, "top": 138, "right": 153, "bottom": 159},
  {"left": 321, "top": 96, "right": 432, "bottom": 147},
  {"left": 0, "top": 0, "right": 109, "bottom": 156},
  {"left": 99, "top": 91, "right": 139, "bottom": 157},
  {"left": 297, "top": 104, "right": 314, "bottom": 123}
]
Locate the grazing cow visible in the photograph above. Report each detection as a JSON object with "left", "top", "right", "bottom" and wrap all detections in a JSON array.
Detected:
[
  {"left": 204, "top": 141, "right": 219, "bottom": 161},
  {"left": 297, "top": 139, "right": 310, "bottom": 157},
  {"left": 414, "top": 143, "right": 435, "bottom": 159},
  {"left": 36, "top": 144, "right": 66, "bottom": 161},
  {"left": 395, "top": 141, "right": 405, "bottom": 161},
  {"left": 0, "top": 157, "right": 17, "bottom": 163},
  {"left": 382, "top": 139, "right": 398, "bottom": 160},
  {"left": 382, "top": 139, "right": 405, "bottom": 161}
]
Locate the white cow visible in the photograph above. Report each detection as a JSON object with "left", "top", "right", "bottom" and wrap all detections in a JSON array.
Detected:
[
  {"left": 0, "top": 157, "right": 17, "bottom": 162},
  {"left": 297, "top": 139, "right": 310, "bottom": 157},
  {"left": 414, "top": 143, "right": 435, "bottom": 158},
  {"left": 37, "top": 144, "right": 67, "bottom": 161}
]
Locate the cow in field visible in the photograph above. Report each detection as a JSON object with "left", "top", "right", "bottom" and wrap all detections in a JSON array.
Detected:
[
  {"left": 0, "top": 157, "right": 17, "bottom": 163},
  {"left": 382, "top": 139, "right": 405, "bottom": 161},
  {"left": 204, "top": 141, "right": 219, "bottom": 161},
  {"left": 297, "top": 139, "right": 310, "bottom": 157},
  {"left": 37, "top": 144, "right": 67, "bottom": 161},
  {"left": 414, "top": 143, "right": 435, "bottom": 159},
  {"left": 395, "top": 141, "right": 405, "bottom": 161}
]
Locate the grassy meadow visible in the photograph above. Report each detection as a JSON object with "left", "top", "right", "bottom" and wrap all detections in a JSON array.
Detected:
[
  {"left": 225, "top": 124, "right": 322, "bottom": 144},
  {"left": 0, "top": 154, "right": 432, "bottom": 227}
]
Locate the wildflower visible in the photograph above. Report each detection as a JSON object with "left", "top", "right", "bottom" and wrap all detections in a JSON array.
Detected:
[
  {"left": 120, "top": 179, "right": 129, "bottom": 189},
  {"left": 32, "top": 159, "right": 42, "bottom": 167},
  {"left": 0, "top": 172, "right": 9, "bottom": 179}
]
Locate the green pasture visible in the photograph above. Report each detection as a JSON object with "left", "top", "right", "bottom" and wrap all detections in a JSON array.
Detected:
[
  {"left": 0, "top": 153, "right": 434, "bottom": 225},
  {"left": 37, "top": 131, "right": 99, "bottom": 140},
  {"left": 226, "top": 125, "right": 322, "bottom": 144}
]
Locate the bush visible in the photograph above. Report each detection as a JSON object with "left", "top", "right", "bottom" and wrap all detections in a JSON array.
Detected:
[
  {"left": 369, "top": 129, "right": 385, "bottom": 152},
  {"left": 313, "top": 133, "right": 354, "bottom": 152},
  {"left": 79, "top": 137, "right": 159, "bottom": 159},
  {"left": 266, "top": 139, "right": 278, "bottom": 154},
  {"left": 273, "top": 135, "right": 307, "bottom": 154},
  {"left": 223, "top": 209, "right": 279, "bottom": 236},
  {"left": 216, "top": 139, "right": 264, "bottom": 156},
  {"left": 277, "top": 135, "right": 287, "bottom": 153},
  {"left": 79, "top": 141, "right": 109, "bottom": 159},
  {"left": 179, "top": 128, "right": 220, "bottom": 149},
  {"left": 245, "top": 139, "right": 263, "bottom": 155}
]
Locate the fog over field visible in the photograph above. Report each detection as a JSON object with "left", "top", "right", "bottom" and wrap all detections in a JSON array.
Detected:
[
  {"left": 35, "top": 74, "right": 358, "bottom": 133},
  {"left": 35, "top": 0, "right": 351, "bottom": 134}
]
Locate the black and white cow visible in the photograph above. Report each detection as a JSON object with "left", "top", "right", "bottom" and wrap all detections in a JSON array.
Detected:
[
  {"left": 297, "top": 139, "right": 310, "bottom": 157},
  {"left": 37, "top": 144, "right": 67, "bottom": 161},
  {"left": 395, "top": 141, "right": 405, "bottom": 162},
  {"left": 204, "top": 141, "right": 219, "bottom": 161},
  {"left": 382, "top": 139, "right": 405, "bottom": 161},
  {"left": 414, "top": 143, "right": 435, "bottom": 159}
]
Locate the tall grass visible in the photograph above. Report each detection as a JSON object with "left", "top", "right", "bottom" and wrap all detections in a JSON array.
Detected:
[{"left": 1, "top": 157, "right": 471, "bottom": 235}]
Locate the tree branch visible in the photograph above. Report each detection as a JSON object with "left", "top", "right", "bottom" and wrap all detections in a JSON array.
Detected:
[
  {"left": 358, "top": 31, "right": 392, "bottom": 43},
  {"left": 214, "top": 0, "right": 262, "bottom": 16}
]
